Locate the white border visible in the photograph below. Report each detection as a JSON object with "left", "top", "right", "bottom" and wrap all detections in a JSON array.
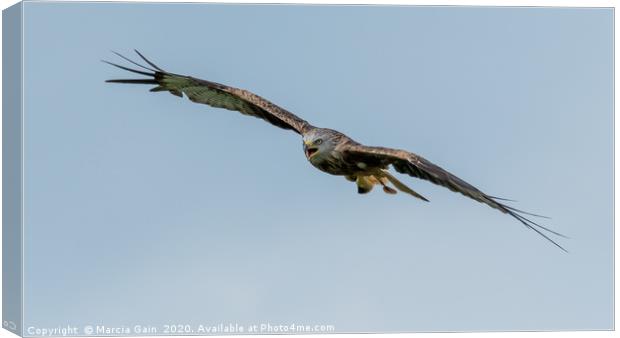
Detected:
[
  {"left": 21, "top": 0, "right": 24, "bottom": 336},
  {"left": 1, "top": 0, "right": 616, "bottom": 6},
  {"left": 0, "top": 1, "right": 615, "bottom": 338}
]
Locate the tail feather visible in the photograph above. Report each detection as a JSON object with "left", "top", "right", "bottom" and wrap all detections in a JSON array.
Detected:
[{"left": 381, "top": 171, "right": 429, "bottom": 202}]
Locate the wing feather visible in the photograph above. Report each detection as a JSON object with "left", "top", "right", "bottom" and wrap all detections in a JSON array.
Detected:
[
  {"left": 342, "top": 144, "right": 568, "bottom": 252},
  {"left": 105, "top": 51, "right": 313, "bottom": 134}
]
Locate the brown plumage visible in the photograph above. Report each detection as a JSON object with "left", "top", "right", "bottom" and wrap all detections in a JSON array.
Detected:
[
  {"left": 105, "top": 50, "right": 567, "bottom": 252},
  {"left": 105, "top": 50, "right": 313, "bottom": 134}
]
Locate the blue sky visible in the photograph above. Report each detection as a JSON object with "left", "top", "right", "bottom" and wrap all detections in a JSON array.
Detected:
[{"left": 21, "top": 2, "right": 612, "bottom": 333}]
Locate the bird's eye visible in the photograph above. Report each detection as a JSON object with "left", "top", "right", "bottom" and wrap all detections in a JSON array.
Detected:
[{"left": 315, "top": 139, "right": 323, "bottom": 145}]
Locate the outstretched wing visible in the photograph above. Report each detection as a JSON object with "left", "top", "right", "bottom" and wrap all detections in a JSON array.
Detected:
[
  {"left": 342, "top": 144, "right": 568, "bottom": 252},
  {"left": 104, "top": 50, "right": 313, "bottom": 134}
]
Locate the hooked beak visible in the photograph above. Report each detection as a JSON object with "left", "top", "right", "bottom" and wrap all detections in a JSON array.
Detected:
[{"left": 304, "top": 141, "right": 318, "bottom": 158}]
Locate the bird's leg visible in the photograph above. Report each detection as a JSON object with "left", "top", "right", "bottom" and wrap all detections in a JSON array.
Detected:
[
  {"left": 356, "top": 176, "right": 374, "bottom": 194},
  {"left": 378, "top": 176, "right": 397, "bottom": 194}
]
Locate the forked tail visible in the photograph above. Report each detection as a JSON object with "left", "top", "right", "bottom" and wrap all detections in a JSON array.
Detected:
[{"left": 378, "top": 170, "right": 429, "bottom": 202}]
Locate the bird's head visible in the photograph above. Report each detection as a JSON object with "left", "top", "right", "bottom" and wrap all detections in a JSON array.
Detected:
[{"left": 303, "top": 129, "right": 340, "bottom": 160}]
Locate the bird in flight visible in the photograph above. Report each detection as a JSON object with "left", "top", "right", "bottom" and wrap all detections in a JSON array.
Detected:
[{"left": 105, "top": 50, "right": 567, "bottom": 252}]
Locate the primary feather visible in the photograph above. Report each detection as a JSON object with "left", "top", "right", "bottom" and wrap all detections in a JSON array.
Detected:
[{"left": 106, "top": 50, "right": 313, "bottom": 134}]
